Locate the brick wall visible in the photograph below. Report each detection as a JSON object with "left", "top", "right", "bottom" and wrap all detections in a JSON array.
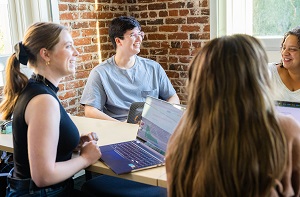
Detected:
[{"left": 58, "top": 0, "right": 210, "bottom": 116}]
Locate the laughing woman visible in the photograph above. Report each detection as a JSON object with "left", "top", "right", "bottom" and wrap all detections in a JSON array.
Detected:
[
  {"left": 0, "top": 22, "right": 101, "bottom": 196},
  {"left": 269, "top": 27, "right": 300, "bottom": 102}
]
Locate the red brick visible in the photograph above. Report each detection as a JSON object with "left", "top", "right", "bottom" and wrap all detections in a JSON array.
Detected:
[
  {"left": 203, "top": 24, "right": 210, "bottom": 32},
  {"left": 200, "top": 0, "right": 209, "bottom": 7},
  {"left": 71, "top": 30, "right": 81, "bottom": 38},
  {"left": 78, "top": 4, "right": 87, "bottom": 11},
  {"left": 201, "top": 9, "right": 210, "bottom": 16},
  {"left": 100, "top": 43, "right": 114, "bottom": 50},
  {"left": 179, "top": 9, "right": 189, "bottom": 16},
  {"left": 147, "top": 34, "right": 167, "bottom": 40},
  {"left": 181, "top": 25, "right": 200, "bottom": 32},
  {"left": 168, "top": 33, "right": 188, "bottom": 40},
  {"left": 149, "top": 49, "right": 168, "bottom": 55},
  {"left": 68, "top": 4, "right": 78, "bottom": 11},
  {"left": 140, "top": 49, "right": 149, "bottom": 55},
  {"left": 168, "top": 2, "right": 185, "bottom": 9},
  {"left": 159, "top": 11, "right": 168, "bottom": 17},
  {"left": 129, "top": 5, "right": 147, "bottom": 12},
  {"left": 180, "top": 71, "right": 188, "bottom": 78},
  {"left": 66, "top": 81, "right": 80, "bottom": 90},
  {"left": 169, "top": 48, "right": 190, "bottom": 56},
  {"left": 190, "top": 33, "right": 210, "bottom": 40},
  {"left": 159, "top": 25, "right": 178, "bottom": 32},
  {"left": 169, "top": 10, "right": 178, "bottom": 16},
  {"left": 60, "top": 13, "right": 79, "bottom": 20},
  {"left": 82, "top": 29, "right": 97, "bottom": 37},
  {"left": 146, "top": 19, "right": 164, "bottom": 25},
  {"left": 59, "top": 4, "right": 68, "bottom": 11},
  {"left": 99, "top": 28, "right": 108, "bottom": 34},
  {"left": 140, "top": 12, "right": 149, "bottom": 18},
  {"left": 191, "top": 42, "right": 202, "bottom": 48},
  {"left": 148, "top": 3, "right": 167, "bottom": 10},
  {"left": 74, "top": 37, "right": 92, "bottom": 46},
  {"left": 143, "top": 41, "right": 161, "bottom": 48},
  {"left": 179, "top": 56, "right": 193, "bottom": 64},
  {"left": 166, "top": 18, "right": 186, "bottom": 25},
  {"left": 58, "top": 90, "right": 76, "bottom": 100},
  {"left": 171, "top": 78, "right": 187, "bottom": 86},
  {"left": 70, "top": 22, "right": 89, "bottom": 29},
  {"left": 83, "top": 45, "right": 98, "bottom": 53},
  {"left": 166, "top": 71, "right": 179, "bottom": 78},
  {"left": 81, "top": 12, "right": 97, "bottom": 19},
  {"left": 187, "top": 16, "right": 209, "bottom": 24},
  {"left": 142, "top": 26, "right": 158, "bottom": 32},
  {"left": 181, "top": 41, "right": 191, "bottom": 48},
  {"left": 167, "top": 56, "right": 177, "bottom": 63},
  {"left": 157, "top": 56, "right": 168, "bottom": 63}
]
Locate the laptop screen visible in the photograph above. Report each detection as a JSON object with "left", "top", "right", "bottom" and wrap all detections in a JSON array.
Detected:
[
  {"left": 275, "top": 101, "right": 300, "bottom": 122},
  {"left": 137, "top": 96, "right": 185, "bottom": 155}
]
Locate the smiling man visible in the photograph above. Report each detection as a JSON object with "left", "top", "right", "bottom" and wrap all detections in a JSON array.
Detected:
[{"left": 80, "top": 16, "right": 180, "bottom": 122}]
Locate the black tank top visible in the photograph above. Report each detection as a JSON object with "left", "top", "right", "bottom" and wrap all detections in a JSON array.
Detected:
[{"left": 12, "top": 75, "right": 80, "bottom": 179}]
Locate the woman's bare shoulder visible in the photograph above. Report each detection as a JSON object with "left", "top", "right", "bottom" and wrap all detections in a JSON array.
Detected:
[{"left": 277, "top": 113, "right": 300, "bottom": 140}]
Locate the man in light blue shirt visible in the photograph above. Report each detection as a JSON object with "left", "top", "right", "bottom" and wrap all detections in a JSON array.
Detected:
[{"left": 80, "top": 16, "right": 180, "bottom": 122}]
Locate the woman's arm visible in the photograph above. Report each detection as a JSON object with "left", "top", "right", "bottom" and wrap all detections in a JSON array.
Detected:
[
  {"left": 26, "top": 94, "right": 101, "bottom": 187},
  {"left": 277, "top": 113, "right": 300, "bottom": 197}
]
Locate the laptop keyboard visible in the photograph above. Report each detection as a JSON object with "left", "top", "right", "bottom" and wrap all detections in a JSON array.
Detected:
[{"left": 111, "top": 141, "right": 163, "bottom": 168}]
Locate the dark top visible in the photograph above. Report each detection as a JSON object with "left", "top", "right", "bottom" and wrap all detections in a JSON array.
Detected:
[{"left": 12, "top": 74, "right": 80, "bottom": 179}]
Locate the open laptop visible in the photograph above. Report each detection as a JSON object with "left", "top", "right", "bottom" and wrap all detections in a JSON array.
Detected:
[
  {"left": 99, "top": 96, "right": 185, "bottom": 175},
  {"left": 275, "top": 101, "right": 300, "bottom": 122}
]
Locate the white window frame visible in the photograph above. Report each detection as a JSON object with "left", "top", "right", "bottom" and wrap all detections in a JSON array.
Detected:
[
  {"left": 8, "top": 0, "right": 59, "bottom": 44},
  {"left": 0, "top": 0, "right": 59, "bottom": 85},
  {"left": 210, "top": 0, "right": 282, "bottom": 53}
]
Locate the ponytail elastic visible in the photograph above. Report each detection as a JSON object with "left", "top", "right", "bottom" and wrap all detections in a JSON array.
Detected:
[{"left": 14, "top": 42, "right": 28, "bottom": 65}]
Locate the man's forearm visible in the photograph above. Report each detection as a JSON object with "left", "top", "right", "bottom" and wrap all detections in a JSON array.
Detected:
[
  {"left": 167, "top": 94, "right": 180, "bottom": 104},
  {"left": 84, "top": 105, "right": 119, "bottom": 122}
]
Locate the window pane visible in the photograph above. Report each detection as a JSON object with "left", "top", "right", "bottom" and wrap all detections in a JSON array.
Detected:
[
  {"left": 253, "top": 0, "right": 300, "bottom": 36},
  {"left": 0, "top": 0, "right": 12, "bottom": 55}
]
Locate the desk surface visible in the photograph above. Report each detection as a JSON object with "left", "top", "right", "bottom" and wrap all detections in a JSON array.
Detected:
[
  {"left": 0, "top": 132, "right": 13, "bottom": 152},
  {"left": 0, "top": 115, "right": 167, "bottom": 187}
]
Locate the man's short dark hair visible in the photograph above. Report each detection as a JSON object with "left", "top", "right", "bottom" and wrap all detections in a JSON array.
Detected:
[{"left": 109, "top": 16, "right": 141, "bottom": 50}]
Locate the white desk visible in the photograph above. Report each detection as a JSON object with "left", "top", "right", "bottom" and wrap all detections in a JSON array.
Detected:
[
  {"left": 158, "top": 173, "right": 167, "bottom": 188},
  {"left": 0, "top": 115, "right": 167, "bottom": 187},
  {"left": 0, "top": 131, "right": 13, "bottom": 153}
]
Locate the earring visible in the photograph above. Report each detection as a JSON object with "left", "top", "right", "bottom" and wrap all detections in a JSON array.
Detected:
[{"left": 46, "top": 61, "right": 50, "bottom": 66}]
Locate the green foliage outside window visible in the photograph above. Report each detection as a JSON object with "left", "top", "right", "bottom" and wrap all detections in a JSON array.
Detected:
[{"left": 253, "top": 0, "right": 300, "bottom": 36}]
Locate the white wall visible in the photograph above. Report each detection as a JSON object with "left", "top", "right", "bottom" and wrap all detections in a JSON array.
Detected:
[{"left": 267, "top": 51, "right": 281, "bottom": 63}]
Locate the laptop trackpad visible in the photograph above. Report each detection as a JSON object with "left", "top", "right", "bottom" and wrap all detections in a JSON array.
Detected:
[{"left": 100, "top": 147, "right": 135, "bottom": 175}]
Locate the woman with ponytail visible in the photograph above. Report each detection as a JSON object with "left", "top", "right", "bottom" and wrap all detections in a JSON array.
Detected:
[{"left": 0, "top": 22, "right": 101, "bottom": 196}]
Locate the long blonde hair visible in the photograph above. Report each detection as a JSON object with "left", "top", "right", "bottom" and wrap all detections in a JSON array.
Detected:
[
  {"left": 0, "top": 22, "right": 67, "bottom": 120},
  {"left": 167, "top": 34, "right": 286, "bottom": 197}
]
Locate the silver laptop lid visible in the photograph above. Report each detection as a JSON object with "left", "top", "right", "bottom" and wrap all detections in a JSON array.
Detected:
[
  {"left": 275, "top": 101, "right": 300, "bottom": 122},
  {"left": 136, "top": 96, "right": 184, "bottom": 155}
]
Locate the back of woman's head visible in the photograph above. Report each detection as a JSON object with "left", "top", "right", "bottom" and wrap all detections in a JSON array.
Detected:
[
  {"left": 168, "top": 34, "right": 286, "bottom": 197},
  {"left": 0, "top": 22, "right": 67, "bottom": 120},
  {"left": 188, "top": 34, "right": 273, "bottom": 118}
]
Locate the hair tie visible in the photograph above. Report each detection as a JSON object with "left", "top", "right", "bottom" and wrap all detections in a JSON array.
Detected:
[{"left": 14, "top": 42, "right": 28, "bottom": 65}]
